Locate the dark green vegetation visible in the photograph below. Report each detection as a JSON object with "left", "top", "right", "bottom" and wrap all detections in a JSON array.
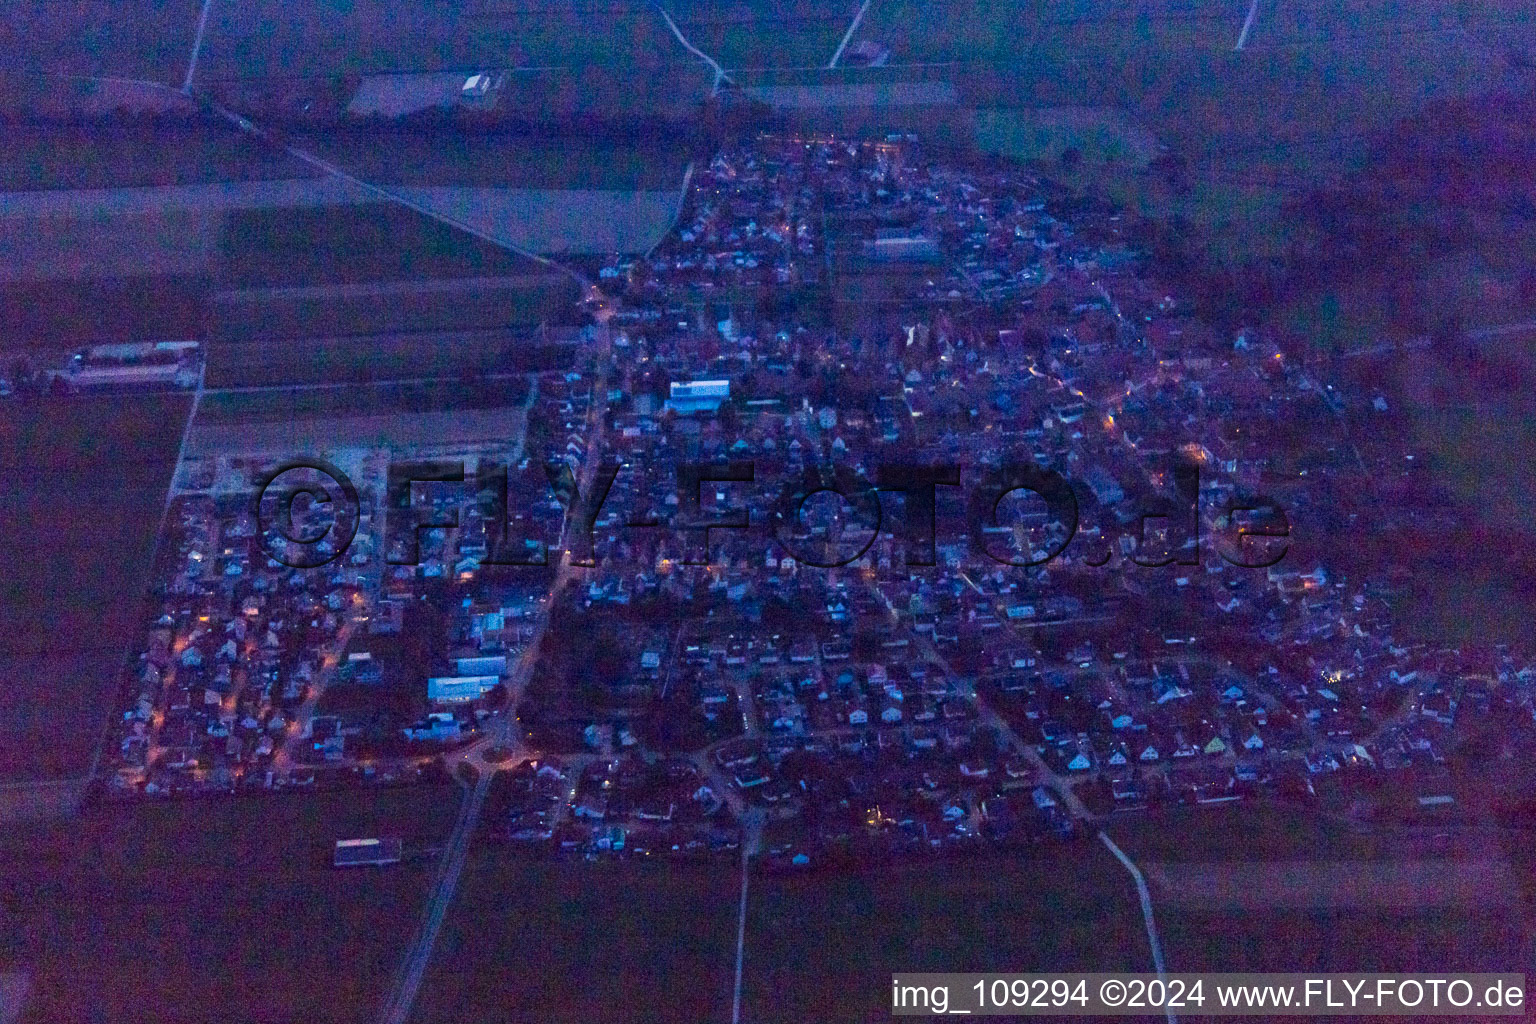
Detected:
[
  {"left": 199, "top": 377, "right": 533, "bottom": 424},
  {"left": 0, "top": 123, "right": 315, "bottom": 191},
  {"left": 204, "top": 324, "right": 576, "bottom": 390},
  {"left": 409, "top": 856, "right": 740, "bottom": 1024},
  {"left": 0, "top": 785, "right": 460, "bottom": 1023},
  {"left": 0, "top": 394, "right": 189, "bottom": 783},
  {"left": 1107, "top": 803, "right": 1415, "bottom": 863},
  {"left": 218, "top": 202, "right": 531, "bottom": 289},
  {"left": 743, "top": 846, "right": 1150, "bottom": 1023}
]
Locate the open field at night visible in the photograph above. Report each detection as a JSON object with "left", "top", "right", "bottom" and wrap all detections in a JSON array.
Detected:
[
  {"left": 408, "top": 841, "right": 1150, "bottom": 1024},
  {"left": 742, "top": 846, "right": 1149, "bottom": 1023},
  {"left": 0, "top": 393, "right": 190, "bottom": 783},
  {"left": 408, "top": 855, "right": 740, "bottom": 1024},
  {"left": 1106, "top": 804, "right": 1536, "bottom": 980},
  {"left": 0, "top": 785, "right": 461, "bottom": 1023}
]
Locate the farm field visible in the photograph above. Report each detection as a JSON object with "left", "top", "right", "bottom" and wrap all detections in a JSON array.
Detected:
[
  {"left": 0, "top": 393, "right": 190, "bottom": 783},
  {"left": 199, "top": 377, "right": 533, "bottom": 424},
  {"left": 0, "top": 785, "right": 461, "bottom": 1024},
  {"left": 407, "top": 855, "right": 741, "bottom": 1024},
  {"left": 215, "top": 185, "right": 678, "bottom": 283},
  {"left": 391, "top": 186, "right": 681, "bottom": 256},
  {"left": 1105, "top": 804, "right": 1385, "bottom": 863},
  {"left": 1105, "top": 802, "right": 1535, "bottom": 866},
  {"left": 204, "top": 323, "right": 576, "bottom": 390},
  {"left": 665, "top": 0, "right": 853, "bottom": 68},
  {"left": 217, "top": 202, "right": 531, "bottom": 289},
  {"left": 408, "top": 841, "right": 1151, "bottom": 1024},
  {"left": 1159, "top": 905, "right": 1535, "bottom": 980},
  {"left": 1318, "top": 317, "right": 1536, "bottom": 644},
  {"left": 0, "top": 124, "right": 313, "bottom": 192},
  {"left": 191, "top": 375, "right": 539, "bottom": 456},
  {"left": 3, "top": 0, "right": 851, "bottom": 85},
  {"left": 849, "top": 2, "right": 1530, "bottom": 259},
  {"left": 306, "top": 133, "right": 690, "bottom": 191},
  {"left": 0, "top": 206, "right": 223, "bottom": 285},
  {"left": 188, "top": 399, "right": 537, "bottom": 458},
  {"left": 1105, "top": 804, "right": 1536, "bottom": 981},
  {"left": 197, "top": 1, "right": 684, "bottom": 81},
  {"left": 209, "top": 274, "right": 581, "bottom": 342},
  {"left": 741, "top": 845, "right": 1151, "bottom": 1023},
  {"left": 2, "top": 0, "right": 203, "bottom": 83},
  {"left": 9, "top": 2, "right": 1528, "bottom": 279},
  {"left": 852, "top": 0, "right": 1514, "bottom": 65},
  {"left": 974, "top": 106, "right": 1158, "bottom": 168},
  {"left": 1, "top": 276, "right": 210, "bottom": 351}
]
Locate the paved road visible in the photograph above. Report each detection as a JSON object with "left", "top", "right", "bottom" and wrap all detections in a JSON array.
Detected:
[
  {"left": 646, "top": 160, "right": 696, "bottom": 261},
  {"left": 379, "top": 767, "right": 494, "bottom": 1024},
  {"left": 1099, "top": 831, "right": 1177, "bottom": 1024},
  {"left": 275, "top": 616, "right": 363, "bottom": 772},
  {"left": 375, "top": 320, "right": 615, "bottom": 1024}
]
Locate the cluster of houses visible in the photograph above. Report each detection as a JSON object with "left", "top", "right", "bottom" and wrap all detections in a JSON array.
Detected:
[
  {"left": 105, "top": 136, "right": 1536, "bottom": 860},
  {"left": 553, "top": 136, "right": 1536, "bottom": 844},
  {"left": 108, "top": 381, "right": 585, "bottom": 794},
  {"left": 634, "top": 146, "right": 822, "bottom": 295},
  {"left": 490, "top": 756, "right": 743, "bottom": 860},
  {"left": 110, "top": 469, "right": 381, "bottom": 793}
]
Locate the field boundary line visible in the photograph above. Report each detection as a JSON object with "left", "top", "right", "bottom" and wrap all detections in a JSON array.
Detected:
[
  {"left": 732, "top": 813, "right": 762, "bottom": 1024},
  {"left": 731, "top": 842, "right": 750, "bottom": 1024},
  {"left": 193, "top": 92, "right": 594, "bottom": 292}
]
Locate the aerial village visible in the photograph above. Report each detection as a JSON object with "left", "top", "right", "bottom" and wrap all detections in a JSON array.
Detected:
[{"left": 99, "top": 136, "right": 1536, "bottom": 866}]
